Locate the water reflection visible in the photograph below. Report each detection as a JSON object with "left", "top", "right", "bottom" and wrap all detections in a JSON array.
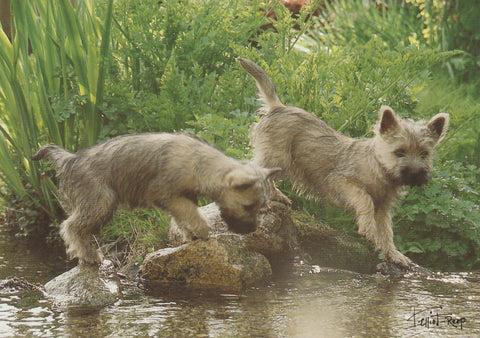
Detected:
[
  {"left": 0, "top": 230, "right": 69, "bottom": 284},
  {"left": 1, "top": 229, "right": 479, "bottom": 337}
]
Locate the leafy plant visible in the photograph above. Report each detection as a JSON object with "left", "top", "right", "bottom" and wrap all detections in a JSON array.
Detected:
[
  {"left": 406, "top": 0, "right": 480, "bottom": 81},
  {"left": 0, "top": 0, "right": 114, "bottom": 231},
  {"left": 394, "top": 161, "right": 480, "bottom": 271},
  {"left": 186, "top": 108, "right": 255, "bottom": 159},
  {"left": 414, "top": 76, "right": 480, "bottom": 167},
  {"left": 100, "top": 0, "right": 270, "bottom": 135}
]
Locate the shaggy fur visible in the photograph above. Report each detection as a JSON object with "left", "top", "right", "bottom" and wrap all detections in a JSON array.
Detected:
[
  {"left": 237, "top": 57, "right": 449, "bottom": 267},
  {"left": 32, "top": 133, "right": 279, "bottom": 265}
]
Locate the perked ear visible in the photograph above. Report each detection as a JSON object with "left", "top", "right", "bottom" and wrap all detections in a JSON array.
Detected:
[
  {"left": 263, "top": 167, "right": 282, "bottom": 179},
  {"left": 226, "top": 171, "right": 260, "bottom": 190},
  {"left": 427, "top": 113, "right": 449, "bottom": 143},
  {"left": 378, "top": 106, "right": 401, "bottom": 135}
]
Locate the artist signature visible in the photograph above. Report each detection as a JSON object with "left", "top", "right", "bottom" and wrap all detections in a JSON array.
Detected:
[{"left": 407, "top": 306, "right": 467, "bottom": 330}]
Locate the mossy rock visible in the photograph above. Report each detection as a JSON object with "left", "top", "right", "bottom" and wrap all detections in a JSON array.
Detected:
[
  {"left": 141, "top": 234, "right": 272, "bottom": 292},
  {"left": 292, "top": 212, "right": 380, "bottom": 273}
]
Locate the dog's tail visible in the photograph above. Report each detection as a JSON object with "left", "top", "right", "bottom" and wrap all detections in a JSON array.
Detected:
[
  {"left": 236, "top": 58, "right": 284, "bottom": 112},
  {"left": 32, "top": 144, "right": 76, "bottom": 170}
]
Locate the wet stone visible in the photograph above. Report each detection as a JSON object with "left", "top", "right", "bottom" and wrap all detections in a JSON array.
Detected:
[
  {"left": 141, "top": 235, "right": 272, "bottom": 292},
  {"left": 141, "top": 201, "right": 297, "bottom": 291},
  {"left": 44, "top": 259, "right": 121, "bottom": 309}
]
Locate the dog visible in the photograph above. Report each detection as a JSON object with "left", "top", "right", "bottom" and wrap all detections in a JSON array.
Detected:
[
  {"left": 32, "top": 133, "right": 280, "bottom": 265},
  {"left": 237, "top": 57, "right": 449, "bottom": 268}
]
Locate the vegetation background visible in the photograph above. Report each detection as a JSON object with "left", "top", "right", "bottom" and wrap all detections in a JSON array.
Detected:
[{"left": 0, "top": 0, "right": 478, "bottom": 271}]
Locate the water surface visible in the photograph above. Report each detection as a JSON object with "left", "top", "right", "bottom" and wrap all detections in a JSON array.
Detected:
[{"left": 1, "top": 229, "right": 479, "bottom": 337}]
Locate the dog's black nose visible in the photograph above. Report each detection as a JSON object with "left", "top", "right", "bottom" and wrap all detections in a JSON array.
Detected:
[{"left": 401, "top": 167, "right": 429, "bottom": 186}]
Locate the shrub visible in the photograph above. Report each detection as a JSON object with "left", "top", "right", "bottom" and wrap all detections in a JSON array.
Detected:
[
  {"left": 395, "top": 161, "right": 480, "bottom": 271},
  {"left": 100, "top": 0, "right": 270, "bottom": 135}
]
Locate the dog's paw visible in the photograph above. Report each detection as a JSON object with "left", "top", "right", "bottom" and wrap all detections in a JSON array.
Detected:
[
  {"left": 269, "top": 191, "right": 292, "bottom": 206},
  {"left": 386, "top": 249, "right": 412, "bottom": 268},
  {"left": 192, "top": 226, "right": 210, "bottom": 240},
  {"left": 405, "top": 262, "right": 432, "bottom": 276},
  {"left": 377, "top": 251, "right": 432, "bottom": 277},
  {"left": 78, "top": 256, "right": 102, "bottom": 267}
]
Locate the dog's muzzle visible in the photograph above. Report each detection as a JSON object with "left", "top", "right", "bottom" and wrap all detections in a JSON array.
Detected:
[
  {"left": 400, "top": 167, "right": 429, "bottom": 187},
  {"left": 220, "top": 211, "right": 257, "bottom": 234}
]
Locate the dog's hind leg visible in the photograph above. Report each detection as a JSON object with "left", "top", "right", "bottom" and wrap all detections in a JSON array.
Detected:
[
  {"left": 60, "top": 189, "right": 116, "bottom": 265},
  {"left": 60, "top": 211, "right": 102, "bottom": 265}
]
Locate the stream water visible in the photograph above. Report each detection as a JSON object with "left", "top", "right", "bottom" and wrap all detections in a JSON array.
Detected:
[{"left": 1, "top": 228, "right": 479, "bottom": 337}]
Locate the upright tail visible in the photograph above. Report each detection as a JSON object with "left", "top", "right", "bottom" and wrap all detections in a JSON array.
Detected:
[
  {"left": 31, "top": 144, "right": 76, "bottom": 171},
  {"left": 236, "top": 58, "right": 284, "bottom": 112}
]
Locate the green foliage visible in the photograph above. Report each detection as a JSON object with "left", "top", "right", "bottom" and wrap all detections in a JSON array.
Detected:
[
  {"left": 0, "top": 0, "right": 478, "bottom": 272},
  {"left": 245, "top": 39, "right": 450, "bottom": 137},
  {"left": 394, "top": 161, "right": 480, "bottom": 271},
  {"left": 99, "top": 0, "right": 269, "bottom": 135},
  {"left": 186, "top": 108, "right": 256, "bottom": 159},
  {"left": 406, "top": 0, "right": 480, "bottom": 81},
  {"left": 414, "top": 76, "right": 480, "bottom": 167},
  {"left": 0, "top": 0, "right": 114, "bottom": 232},
  {"left": 100, "top": 208, "right": 171, "bottom": 264},
  {"left": 304, "top": 0, "right": 480, "bottom": 81},
  {"left": 303, "top": 0, "right": 424, "bottom": 49}
]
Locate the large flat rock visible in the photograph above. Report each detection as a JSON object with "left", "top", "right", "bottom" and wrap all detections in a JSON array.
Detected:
[{"left": 141, "top": 234, "right": 272, "bottom": 291}]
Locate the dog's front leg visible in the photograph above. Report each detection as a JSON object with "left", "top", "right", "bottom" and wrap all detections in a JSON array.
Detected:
[
  {"left": 374, "top": 207, "right": 413, "bottom": 268},
  {"left": 268, "top": 180, "right": 292, "bottom": 206},
  {"left": 331, "top": 182, "right": 411, "bottom": 267},
  {"left": 166, "top": 197, "right": 211, "bottom": 242},
  {"left": 333, "top": 182, "right": 378, "bottom": 245}
]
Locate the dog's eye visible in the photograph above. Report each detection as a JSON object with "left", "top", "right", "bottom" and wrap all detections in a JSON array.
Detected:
[
  {"left": 420, "top": 150, "right": 429, "bottom": 158},
  {"left": 394, "top": 149, "right": 406, "bottom": 158}
]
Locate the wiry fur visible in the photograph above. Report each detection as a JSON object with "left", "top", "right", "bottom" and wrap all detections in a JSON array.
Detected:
[
  {"left": 32, "top": 133, "right": 279, "bottom": 265},
  {"left": 237, "top": 57, "right": 449, "bottom": 267}
]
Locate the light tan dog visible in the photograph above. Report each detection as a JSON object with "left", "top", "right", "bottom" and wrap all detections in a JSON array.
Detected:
[
  {"left": 32, "top": 133, "right": 279, "bottom": 265},
  {"left": 238, "top": 57, "right": 449, "bottom": 267}
]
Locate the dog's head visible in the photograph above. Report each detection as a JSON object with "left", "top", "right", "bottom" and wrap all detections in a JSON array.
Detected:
[
  {"left": 373, "top": 106, "right": 449, "bottom": 187},
  {"left": 217, "top": 165, "right": 281, "bottom": 234}
]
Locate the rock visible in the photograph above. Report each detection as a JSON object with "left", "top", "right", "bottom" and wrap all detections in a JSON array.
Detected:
[
  {"left": 293, "top": 212, "right": 380, "bottom": 273},
  {"left": 144, "top": 198, "right": 399, "bottom": 291},
  {"left": 44, "top": 260, "right": 121, "bottom": 309},
  {"left": 141, "top": 234, "right": 272, "bottom": 291},
  {"left": 376, "top": 261, "right": 433, "bottom": 278},
  {"left": 243, "top": 201, "right": 298, "bottom": 266},
  {"left": 0, "top": 276, "right": 43, "bottom": 293},
  {"left": 169, "top": 202, "right": 298, "bottom": 269},
  {"left": 142, "top": 201, "right": 296, "bottom": 290}
]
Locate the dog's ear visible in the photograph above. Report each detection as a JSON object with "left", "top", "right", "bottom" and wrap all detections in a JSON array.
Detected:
[
  {"left": 427, "top": 113, "right": 449, "bottom": 143},
  {"left": 226, "top": 171, "right": 260, "bottom": 190},
  {"left": 378, "top": 106, "right": 401, "bottom": 135},
  {"left": 263, "top": 167, "right": 282, "bottom": 179}
]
